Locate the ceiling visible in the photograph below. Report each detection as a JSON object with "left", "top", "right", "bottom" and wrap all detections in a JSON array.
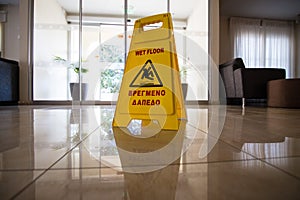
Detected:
[
  {"left": 220, "top": 0, "right": 300, "bottom": 20},
  {"left": 1, "top": 0, "right": 298, "bottom": 21},
  {"left": 56, "top": 0, "right": 199, "bottom": 20}
]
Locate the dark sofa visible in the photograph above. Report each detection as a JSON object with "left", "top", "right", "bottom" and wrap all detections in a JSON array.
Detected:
[
  {"left": 219, "top": 58, "right": 285, "bottom": 106},
  {"left": 0, "top": 58, "right": 19, "bottom": 105}
]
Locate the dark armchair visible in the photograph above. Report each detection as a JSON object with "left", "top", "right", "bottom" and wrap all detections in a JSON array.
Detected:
[
  {"left": 0, "top": 58, "right": 19, "bottom": 105},
  {"left": 219, "top": 58, "right": 285, "bottom": 106}
]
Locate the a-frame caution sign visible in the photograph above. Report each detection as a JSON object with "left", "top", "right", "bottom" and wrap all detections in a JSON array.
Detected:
[{"left": 113, "top": 13, "right": 186, "bottom": 130}]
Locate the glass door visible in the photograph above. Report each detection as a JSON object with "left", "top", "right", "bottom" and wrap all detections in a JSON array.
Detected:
[
  {"left": 33, "top": 0, "right": 72, "bottom": 100},
  {"left": 33, "top": 0, "right": 208, "bottom": 102}
]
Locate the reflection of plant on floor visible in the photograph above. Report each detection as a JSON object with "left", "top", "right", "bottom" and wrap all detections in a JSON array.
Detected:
[
  {"left": 100, "top": 69, "right": 124, "bottom": 93},
  {"left": 51, "top": 127, "right": 87, "bottom": 150},
  {"left": 70, "top": 131, "right": 86, "bottom": 144},
  {"left": 100, "top": 109, "right": 114, "bottom": 140},
  {"left": 100, "top": 109, "right": 118, "bottom": 156}
]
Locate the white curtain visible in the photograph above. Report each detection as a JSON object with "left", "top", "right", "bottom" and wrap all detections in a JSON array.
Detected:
[{"left": 230, "top": 17, "right": 294, "bottom": 77}]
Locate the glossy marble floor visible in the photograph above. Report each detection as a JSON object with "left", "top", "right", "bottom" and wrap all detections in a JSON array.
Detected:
[{"left": 0, "top": 105, "right": 299, "bottom": 199}]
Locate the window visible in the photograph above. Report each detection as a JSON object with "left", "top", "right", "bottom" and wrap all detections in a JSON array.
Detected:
[
  {"left": 33, "top": 0, "right": 209, "bottom": 101},
  {"left": 230, "top": 17, "right": 294, "bottom": 77}
]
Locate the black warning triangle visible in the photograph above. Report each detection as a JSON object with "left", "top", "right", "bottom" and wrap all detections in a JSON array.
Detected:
[{"left": 130, "top": 59, "right": 163, "bottom": 87}]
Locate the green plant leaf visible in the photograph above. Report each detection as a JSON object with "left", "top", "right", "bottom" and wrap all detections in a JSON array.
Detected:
[{"left": 74, "top": 67, "right": 88, "bottom": 74}]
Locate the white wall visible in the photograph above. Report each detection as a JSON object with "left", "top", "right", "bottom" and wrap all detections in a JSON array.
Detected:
[
  {"left": 35, "top": 0, "right": 66, "bottom": 24},
  {"left": 296, "top": 24, "right": 300, "bottom": 78},
  {"left": 2, "top": 4, "right": 19, "bottom": 60},
  {"left": 34, "top": 0, "right": 68, "bottom": 62},
  {"left": 19, "top": 0, "right": 30, "bottom": 103},
  {"left": 209, "top": 0, "right": 220, "bottom": 104},
  {"left": 185, "top": 0, "right": 209, "bottom": 101},
  {"left": 186, "top": 0, "right": 208, "bottom": 50},
  {"left": 34, "top": 0, "right": 70, "bottom": 100},
  {"left": 184, "top": 0, "right": 220, "bottom": 103},
  {"left": 219, "top": 16, "right": 232, "bottom": 64}
]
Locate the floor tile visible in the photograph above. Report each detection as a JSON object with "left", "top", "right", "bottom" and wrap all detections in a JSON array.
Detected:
[
  {"left": 219, "top": 107, "right": 300, "bottom": 159},
  {"left": 182, "top": 135, "right": 255, "bottom": 163},
  {"left": 0, "top": 107, "right": 101, "bottom": 170},
  {"left": 15, "top": 160, "right": 300, "bottom": 200},
  {"left": 263, "top": 157, "right": 300, "bottom": 178},
  {"left": 52, "top": 121, "right": 254, "bottom": 170},
  {"left": 1, "top": 105, "right": 300, "bottom": 199},
  {"left": 180, "top": 160, "right": 300, "bottom": 200},
  {"left": 0, "top": 170, "right": 44, "bottom": 200}
]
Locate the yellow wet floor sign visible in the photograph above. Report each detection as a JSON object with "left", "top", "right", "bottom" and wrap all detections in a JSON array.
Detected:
[{"left": 113, "top": 13, "right": 186, "bottom": 130}]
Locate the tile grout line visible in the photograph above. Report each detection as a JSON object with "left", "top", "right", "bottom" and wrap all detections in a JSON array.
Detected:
[
  {"left": 3, "top": 154, "right": 298, "bottom": 172},
  {"left": 219, "top": 142, "right": 300, "bottom": 180},
  {"left": 9, "top": 125, "right": 101, "bottom": 200},
  {"left": 188, "top": 123, "right": 300, "bottom": 181},
  {"left": 8, "top": 109, "right": 300, "bottom": 199},
  {"left": 2, "top": 158, "right": 261, "bottom": 173}
]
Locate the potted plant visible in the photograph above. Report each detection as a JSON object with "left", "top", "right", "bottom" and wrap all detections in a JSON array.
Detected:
[{"left": 54, "top": 56, "right": 88, "bottom": 100}]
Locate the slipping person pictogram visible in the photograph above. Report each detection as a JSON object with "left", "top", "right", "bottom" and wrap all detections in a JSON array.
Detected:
[{"left": 130, "top": 59, "right": 163, "bottom": 87}]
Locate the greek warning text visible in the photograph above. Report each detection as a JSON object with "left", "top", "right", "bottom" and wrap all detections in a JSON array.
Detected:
[
  {"left": 132, "top": 99, "right": 161, "bottom": 105},
  {"left": 128, "top": 89, "right": 166, "bottom": 97},
  {"left": 129, "top": 89, "right": 166, "bottom": 106}
]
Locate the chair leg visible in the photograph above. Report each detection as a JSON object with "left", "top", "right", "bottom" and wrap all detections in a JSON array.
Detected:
[
  {"left": 241, "top": 98, "right": 245, "bottom": 115},
  {"left": 242, "top": 98, "right": 245, "bottom": 108}
]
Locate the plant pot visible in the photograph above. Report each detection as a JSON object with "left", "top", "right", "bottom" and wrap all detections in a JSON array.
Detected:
[
  {"left": 70, "top": 83, "right": 88, "bottom": 100},
  {"left": 181, "top": 83, "right": 188, "bottom": 100}
]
